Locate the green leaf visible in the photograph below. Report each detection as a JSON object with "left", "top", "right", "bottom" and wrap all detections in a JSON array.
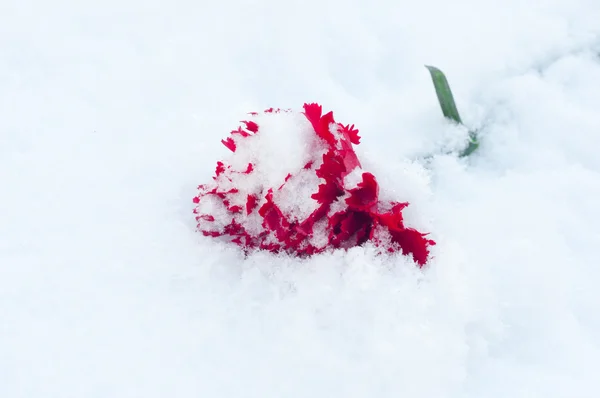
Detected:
[
  {"left": 425, "top": 65, "right": 463, "bottom": 124},
  {"left": 425, "top": 65, "right": 479, "bottom": 157},
  {"left": 461, "top": 130, "right": 479, "bottom": 157}
]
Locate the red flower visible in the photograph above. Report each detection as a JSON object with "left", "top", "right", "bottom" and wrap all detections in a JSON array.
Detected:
[{"left": 193, "top": 103, "right": 435, "bottom": 267}]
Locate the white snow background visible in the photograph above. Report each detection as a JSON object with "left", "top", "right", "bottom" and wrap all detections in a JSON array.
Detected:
[{"left": 2, "top": 0, "right": 600, "bottom": 397}]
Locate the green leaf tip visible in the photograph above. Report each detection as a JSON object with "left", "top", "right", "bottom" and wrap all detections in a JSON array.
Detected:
[
  {"left": 425, "top": 65, "right": 462, "bottom": 124},
  {"left": 425, "top": 65, "right": 479, "bottom": 157}
]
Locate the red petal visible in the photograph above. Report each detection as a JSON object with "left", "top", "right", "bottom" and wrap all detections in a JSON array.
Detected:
[
  {"left": 328, "top": 210, "right": 373, "bottom": 247},
  {"left": 246, "top": 194, "right": 258, "bottom": 215},
  {"left": 338, "top": 139, "right": 361, "bottom": 172},
  {"left": 389, "top": 229, "right": 435, "bottom": 267},
  {"left": 202, "top": 230, "right": 222, "bottom": 237},
  {"left": 231, "top": 126, "right": 250, "bottom": 137},
  {"left": 228, "top": 205, "right": 243, "bottom": 213},
  {"left": 215, "top": 161, "right": 226, "bottom": 176},
  {"left": 299, "top": 202, "right": 330, "bottom": 233},
  {"left": 315, "top": 150, "right": 345, "bottom": 181},
  {"left": 277, "top": 173, "right": 294, "bottom": 190},
  {"left": 259, "top": 242, "right": 281, "bottom": 252},
  {"left": 242, "top": 120, "right": 259, "bottom": 133},
  {"left": 224, "top": 219, "right": 245, "bottom": 235},
  {"left": 311, "top": 181, "right": 344, "bottom": 204},
  {"left": 317, "top": 111, "right": 336, "bottom": 146},
  {"left": 258, "top": 190, "right": 290, "bottom": 242},
  {"left": 377, "top": 202, "right": 409, "bottom": 228},
  {"left": 302, "top": 103, "right": 322, "bottom": 128},
  {"left": 221, "top": 137, "right": 236, "bottom": 152},
  {"left": 339, "top": 123, "right": 361, "bottom": 145},
  {"left": 346, "top": 173, "right": 379, "bottom": 211},
  {"left": 303, "top": 103, "right": 337, "bottom": 146}
]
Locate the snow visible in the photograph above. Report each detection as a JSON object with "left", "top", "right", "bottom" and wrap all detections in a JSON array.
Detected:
[
  {"left": 1, "top": 0, "right": 600, "bottom": 397},
  {"left": 228, "top": 111, "right": 317, "bottom": 191},
  {"left": 274, "top": 166, "right": 323, "bottom": 221}
]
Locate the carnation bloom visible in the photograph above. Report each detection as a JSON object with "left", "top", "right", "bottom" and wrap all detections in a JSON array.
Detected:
[{"left": 193, "top": 103, "right": 435, "bottom": 266}]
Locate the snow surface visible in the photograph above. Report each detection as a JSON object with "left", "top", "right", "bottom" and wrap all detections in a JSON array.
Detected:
[{"left": 2, "top": 0, "right": 600, "bottom": 397}]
